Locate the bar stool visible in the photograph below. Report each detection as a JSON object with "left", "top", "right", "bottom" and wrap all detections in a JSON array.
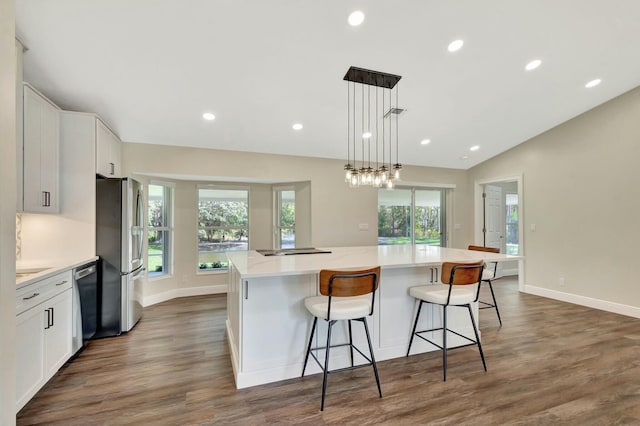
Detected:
[
  {"left": 406, "top": 261, "right": 487, "bottom": 381},
  {"left": 301, "top": 266, "right": 382, "bottom": 411},
  {"left": 468, "top": 245, "right": 502, "bottom": 326}
]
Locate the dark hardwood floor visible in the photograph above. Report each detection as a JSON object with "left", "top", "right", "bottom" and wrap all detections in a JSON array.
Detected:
[{"left": 17, "top": 278, "right": 640, "bottom": 425}]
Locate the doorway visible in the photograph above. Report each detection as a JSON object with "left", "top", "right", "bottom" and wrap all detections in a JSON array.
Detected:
[{"left": 474, "top": 176, "right": 523, "bottom": 286}]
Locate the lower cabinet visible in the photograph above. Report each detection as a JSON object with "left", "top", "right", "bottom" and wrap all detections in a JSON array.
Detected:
[
  {"left": 16, "top": 287, "right": 72, "bottom": 412},
  {"left": 241, "top": 275, "right": 316, "bottom": 373}
]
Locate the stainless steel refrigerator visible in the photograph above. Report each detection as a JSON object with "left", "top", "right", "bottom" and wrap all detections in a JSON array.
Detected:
[{"left": 95, "top": 176, "right": 145, "bottom": 337}]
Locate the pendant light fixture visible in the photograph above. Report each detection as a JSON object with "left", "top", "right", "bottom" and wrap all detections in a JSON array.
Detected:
[{"left": 343, "top": 66, "right": 403, "bottom": 188}]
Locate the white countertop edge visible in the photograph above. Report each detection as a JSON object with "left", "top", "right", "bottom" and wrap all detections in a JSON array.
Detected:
[
  {"left": 16, "top": 256, "right": 99, "bottom": 289},
  {"left": 228, "top": 246, "right": 523, "bottom": 279}
]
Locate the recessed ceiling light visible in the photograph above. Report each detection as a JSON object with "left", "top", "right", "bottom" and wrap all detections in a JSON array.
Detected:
[
  {"left": 202, "top": 112, "right": 215, "bottom": 121},
  {"left": 585, "top": 78, "right": 601, "bottom": 88},
  {"left": 348, "top": 11, "right": 365, "bottom": 26},
  {"left": 362, "top": 132, "right": 372, "bottom": 139},
  {"left": 448, "top": 39, "right": 464, "bottom": 52},
  {"left": 292, "top": 123, "right": 303, "bottom": 130},
  {"left": 420, "top": 139, "right": 431, "bottom": 145},
  {"left": 470, "top": 145, "right": 480, "bottom": 151},
  {"left": 525, "top": 59, "right": 542, "bottom": 71}
]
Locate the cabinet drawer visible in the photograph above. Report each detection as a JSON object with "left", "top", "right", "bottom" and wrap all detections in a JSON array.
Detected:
[{"left": 16, "top": 270, "right": 72, "bottom": 315}]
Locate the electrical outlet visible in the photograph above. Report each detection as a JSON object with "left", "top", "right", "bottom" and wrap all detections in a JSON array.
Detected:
[
  {"left": 358, "top": 223, "right": 369, "bottom": 231},
  {"left": 559, "top": 277, "right": 565, "bottom": 287}
]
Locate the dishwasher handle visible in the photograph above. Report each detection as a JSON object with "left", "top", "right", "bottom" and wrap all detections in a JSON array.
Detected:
[{"left": 75, "top": 264, "right": 96, "bottom": 280}]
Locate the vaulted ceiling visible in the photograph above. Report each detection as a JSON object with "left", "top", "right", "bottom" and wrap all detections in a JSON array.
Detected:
[{"left": 15, "top": 0, "right": 640, "bottom": 169}]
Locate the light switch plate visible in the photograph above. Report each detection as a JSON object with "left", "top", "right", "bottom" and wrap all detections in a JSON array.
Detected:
[{"left": 359, "top": 223, "right": 369, "bottom": 231}]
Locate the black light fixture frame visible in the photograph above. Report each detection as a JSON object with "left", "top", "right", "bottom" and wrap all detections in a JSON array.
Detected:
[{"left": 343, "top": 66, "right": 402, "bottom": 89}]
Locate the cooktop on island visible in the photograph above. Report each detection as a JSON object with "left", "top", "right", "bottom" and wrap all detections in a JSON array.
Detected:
[{"left": 256, "top": 248, "right": 332, "bottom": 256}]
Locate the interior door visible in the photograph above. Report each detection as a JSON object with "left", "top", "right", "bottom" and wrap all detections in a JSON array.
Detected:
[{"left": 484, "top": 184, "right": 504, "bottom": 276}]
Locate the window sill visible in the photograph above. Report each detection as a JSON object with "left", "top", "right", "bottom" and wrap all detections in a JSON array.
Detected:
[
  {"left": 148, "top": 273, "right": 173, "bottom": 282},
  {"left": 196, "top": 269, "right": 228, "bottom": 275}
]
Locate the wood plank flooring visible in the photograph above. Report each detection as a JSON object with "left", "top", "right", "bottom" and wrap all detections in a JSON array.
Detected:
[{"left": 17, "top": 278, "right": 640, "bottom": 425}]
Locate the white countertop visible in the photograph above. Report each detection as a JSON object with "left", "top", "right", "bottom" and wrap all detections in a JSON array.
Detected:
[
  {"left": 16, "top": 256, "right": 99, "bottom": 289},
  {"left": 227, "top": 245, "right": 522, "bottom": 278}
]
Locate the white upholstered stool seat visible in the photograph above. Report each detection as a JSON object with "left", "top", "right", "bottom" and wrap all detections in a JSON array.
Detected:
[
  {"left": 409, "top": 284, "right": 476, "bottom": 306},
  {"left": 304, "top": 295, "right": 371, "bottom": 321},
  {"left": 482, "top": 269, "right": 494, "bottom": 280}
]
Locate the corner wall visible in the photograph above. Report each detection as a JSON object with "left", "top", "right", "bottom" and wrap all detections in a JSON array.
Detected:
[
  {"left": 122, "top": 143, "right": 472, "bottom": 304},
  {"left": 468, "top": 86, "right": 640, "bottom": 315},
  {"left": 1, "top": 0, "right": 17, "bottom": 422}
]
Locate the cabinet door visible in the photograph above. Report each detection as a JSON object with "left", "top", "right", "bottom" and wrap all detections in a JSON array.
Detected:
[
  {"left": 15, "top": 306, "right": 45, "bottom": 412},
  {"left": 44, "top": 288, "right": 73, "bottom": 379},
  {"left": 110, "top": 131, "right": 122, "bottom": 177},
  {"left": 241, "top": 275, "right": 316, "bottom": 372},
  {"left": 22, "top": 85, "right": 60, "bottom": 213},
  {"left": 96, "top": 119, "right": 120, "bottom": 177}
]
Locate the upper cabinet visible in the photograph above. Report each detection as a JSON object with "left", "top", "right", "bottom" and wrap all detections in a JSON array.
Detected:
[
  {"left": 96, "top": 119, "right": 121, "bottom": 178},
  {"left": 21, "top": 83, "right": 60, "bottom": 213}
]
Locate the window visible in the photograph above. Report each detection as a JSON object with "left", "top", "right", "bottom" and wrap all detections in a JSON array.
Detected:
[
  {"left": 505, "top": 193, "right": 519, "bottom": 255},
  {"left": 147, "top": 183, "right": 173, "bottom": 277},
  {"left": 378, "top": 187, "right": 446, "bottom": 246},
  {"left": 198, "top": 187, "right": 249, "bottom": 270},
  {"left": 275, "top": 189, "right": 295, "bottom": 249}
]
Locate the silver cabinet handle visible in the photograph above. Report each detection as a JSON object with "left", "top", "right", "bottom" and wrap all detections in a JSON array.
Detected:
[
  {"left": 244, "top": 280, "right": 248, "bottom": 300},
  {"left": 55, "top": 280, "right": 68, "bottom": 286},
  {"left": 109, "top": 162, "right": 115, "bottom": 175},
  {"left": 23, "top": 292, "right": 40, "bottom": 300}
]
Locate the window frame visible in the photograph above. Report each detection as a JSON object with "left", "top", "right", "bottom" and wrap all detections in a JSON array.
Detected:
[
  {"left": 377, "top": 186, "right": 449, "bottom": 247},
  {"left": 146, "top": 181, "right": 174, "bottom": 278},
  {"left": 274, "top": 186, "right": 296, "bottom": 249},
  {"left": 197, "top": 184, "right": 250, "bottom": 273}
]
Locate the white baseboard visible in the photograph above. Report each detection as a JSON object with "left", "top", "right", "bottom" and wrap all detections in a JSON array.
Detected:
[
  {"left": 143, "top": 284, "right": 227, "bottom": 307},
  {"left": 499, "top": 268, "right": 518, "bottom": 277},
  {"left": 524, "top": 284, "right": 640, "bottom": 319}
]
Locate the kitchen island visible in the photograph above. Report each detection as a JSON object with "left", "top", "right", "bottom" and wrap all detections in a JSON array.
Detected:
[{"left": 226, "top": 245, "right": 522, "bottom": 388}]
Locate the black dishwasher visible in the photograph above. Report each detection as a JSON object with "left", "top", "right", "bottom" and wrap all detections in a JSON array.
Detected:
[{"left": 72, "top": 262, "right": 98, "bottom": 354}]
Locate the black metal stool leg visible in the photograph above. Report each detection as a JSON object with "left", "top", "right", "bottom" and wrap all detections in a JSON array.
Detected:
[
  {"left": 442, "top": 305, "right": 448, "bottom": 381},
  {"left": 302, "top": 317, "right": 317, "bottom": 377},
  {"left": 320, "top": 320, "right": 335, "bottom": 411},
  {"left": 362, "top": 317, "right": 382, "bottom": 398},
  {"left": 487, "top": 280, "right": 502, "bottom": 326},
  {"left": 406, "top": 300, "right": 423, "bottom": 356},
  {"left": 348, "top": 319, "right": 354, "bottom": 367},
  {"left": 467, "top": 305, "right": 487, "bottom": 371}
]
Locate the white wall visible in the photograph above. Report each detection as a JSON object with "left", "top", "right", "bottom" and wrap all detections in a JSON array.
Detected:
[
  {"left": 469, "top": 86, "right": 640, "bottom": 314},
  {"left": 122, "top": 143, "right": 471, "bottom": 303},
  {"left": 0, "top": 0, "right": 17, "bottom": 422}
]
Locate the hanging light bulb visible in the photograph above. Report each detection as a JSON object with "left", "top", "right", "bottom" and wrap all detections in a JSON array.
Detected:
[
  {"left": 386, "top": 180, "right": 393, "bottom": 189},
  {"left": 350, "top": 169, "right": 359, "bottom": 187},
  {"left": 373, "top": 170, "right": 381, "bottom": 187},
  {"left": 344, "top": 164, "right": 353, "bottom": 182},
  {"left": 393, "top": 163, "right": 402, "bottom": 180}
]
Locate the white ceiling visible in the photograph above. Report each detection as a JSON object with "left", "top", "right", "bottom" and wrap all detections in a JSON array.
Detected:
[{"left": 15, "top": 0, "right": 640, "bottom": 170}]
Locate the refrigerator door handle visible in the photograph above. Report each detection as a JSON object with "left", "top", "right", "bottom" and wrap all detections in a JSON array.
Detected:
[{"left": 130, "top": 267, "right": 146, "bottom": 280}]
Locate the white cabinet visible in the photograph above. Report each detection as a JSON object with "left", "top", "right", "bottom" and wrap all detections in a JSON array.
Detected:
[
  {"left": 15, "top": 303, "right": 46, "bottom": 412},
  {"left": 22, "top": 83, "right": 60, "bottom": 213},
  {"left": 241, "top": 275, "right": 316, "bottom": 373},
  {"left": 15, "top": 271, "right": 73, "bottom": 412},
  {"left": 96, "top": 118, "right": 121, "bottom": 177}
]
